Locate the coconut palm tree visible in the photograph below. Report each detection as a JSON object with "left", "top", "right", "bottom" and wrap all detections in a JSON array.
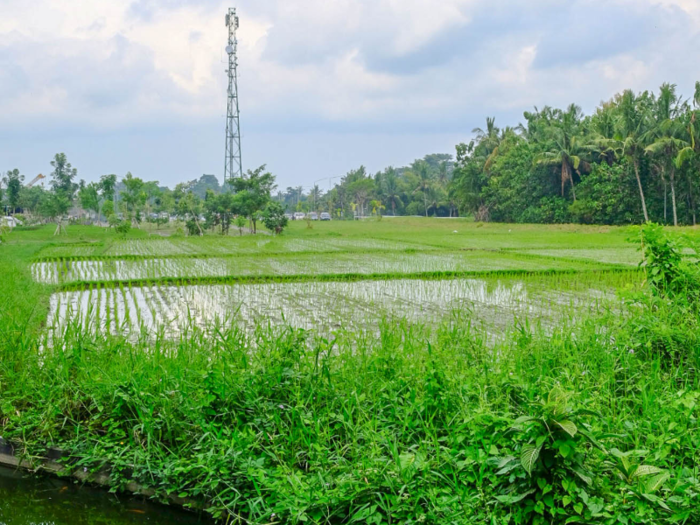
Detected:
[
  {"left": 412, "top": 160, "right": 433, "bottom": 216},
  {"left": 644, "top": 84, "right": 687, "bottom": 226},
  {"left": 646, "top": 132, "right": 688, "bottom": 226},
  {"left": 534, "top": 105, "right": 588, "bottom": 201},
  {"left": 381, "top": 168, "right": 403, "bottom": 216},
  {"left": 674, "top": 81, "right": 700, "bottom": 224},
  {"left": 614, "top": 90, "right": 654, "bottom": 222}
]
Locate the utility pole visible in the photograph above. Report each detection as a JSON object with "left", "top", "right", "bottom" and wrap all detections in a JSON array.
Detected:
[{"left": 224, "top": 8, "right": 243, "bottom": 184}]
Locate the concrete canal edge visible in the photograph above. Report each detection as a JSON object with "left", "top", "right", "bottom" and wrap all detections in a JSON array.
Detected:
[{"left": 0, "top": 438, "right": 201, "bottom": 511}]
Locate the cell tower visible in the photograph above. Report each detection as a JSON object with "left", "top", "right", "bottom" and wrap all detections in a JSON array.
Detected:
[{"left": 224, "top": 7, "right": 242, "bottom": 183}]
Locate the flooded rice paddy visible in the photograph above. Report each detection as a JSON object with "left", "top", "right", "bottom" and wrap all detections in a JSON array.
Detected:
[
  {"left": 45, "top": 275, "right": 622, "bottom": 340},
  {"left": 32, "top": 251, "right": 611, "bottom": 285}
]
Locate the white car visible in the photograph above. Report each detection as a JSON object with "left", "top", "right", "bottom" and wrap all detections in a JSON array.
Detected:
[
  {"left": 320, "top": 212, "right": 331, "bottom": 221},
  {"left": 309, "top": 212, "right": 319, "bottom": 221},
  {"left": 293, "top": 212, "right": 305, "bottom": 220}
]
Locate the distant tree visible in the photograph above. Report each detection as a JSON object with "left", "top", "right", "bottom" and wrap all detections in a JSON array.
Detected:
[
  {"left": 609, "top": 90, "right": 652, "bottom": 222},
  {"left": 121, "top": 172, "right": 146, "bottom": 226},
  {"left": 173, "top": 182, "right": 204, "bottom": 235},
  {"left": 190, "top": 174, "right": 222, "bottom": 199},
  {"left": 235, "top": 215, "right": 246, "bottom": 236},
  {"left": 228, "top": 165, "right": 277, "bottom": 233},
  {"left": 645, "top": 83, "right": 686, "bottom": 226},
  {"left": 41, "top": 192, "right": 71, "bottom": 235},
  {"left": 19, "top": 186, "right": 48, "bottom": 218},
  {"left": 99, "top": 174, "right": 118, "bottom": 202},
  {"left": 204, "top": 190, "right": 238, "bottom": 235},
  {"left": 347, "top": 178, "right": 374, "bottom": 217},
  {"left": 533, "top": 104, "right": 588, "bottom": 201},
  {"left": 102, "top": 200, "right": 115, "bottom": 223},
  {"left": 2, "top": 169, "right": 24, "bottom": 215},
  {"left": 78, "top": 182, "right": 100, "bottom": 220},
  {"left": 49, "top": 153, "right": 78, "bottom": 198},
  {"left": 262, "top": 201, "right": 288, "bottom": 234},
  {"left": 380, "top": 167, "right": 403, "bottom": 216},
  {"left": 412, "top": 160, "right": 433, "bottom": 216}
]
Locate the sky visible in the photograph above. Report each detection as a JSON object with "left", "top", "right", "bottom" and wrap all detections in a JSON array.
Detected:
[{"left": 1, "top": 0, "right": 699, "bottom": 190}]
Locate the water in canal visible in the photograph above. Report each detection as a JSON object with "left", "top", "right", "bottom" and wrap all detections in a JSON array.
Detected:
[{"left": 0, "top": 467, "right": 215, "bottom": 525}]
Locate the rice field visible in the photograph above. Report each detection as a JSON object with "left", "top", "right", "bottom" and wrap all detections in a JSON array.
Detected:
[
  {"left": 30, "top": 220, "right": 646, "bottom": 342},
  {"left": 45, "top": 273, "right": 627, "bottom": 341},
  {"left": 32, "top": 249, "right": 626, "bottom": 285}
]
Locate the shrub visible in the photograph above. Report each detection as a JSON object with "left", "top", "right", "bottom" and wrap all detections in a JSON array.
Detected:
[{"left": 262, "top": 202, "right": 288, "bottom": 234}]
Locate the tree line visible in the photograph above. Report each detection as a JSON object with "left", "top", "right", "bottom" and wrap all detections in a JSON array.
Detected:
[
  {"left": 1, "top": 157, "right": 287, "bottom": 236},
  {"left": 283, "top": 82, "right": 700, "bottom": 226}
]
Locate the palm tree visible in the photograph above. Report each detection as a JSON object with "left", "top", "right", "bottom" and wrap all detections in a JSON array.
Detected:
[
  {"left": 534, "top": 105, "right": 587, "bottom": 201},
  {"left": 644, "top": 84, "right": 687, "bottom": 226},
  {"left": 613, "top": 90, "right": 653, "bottom": 222},
  {"left": 646, "top": 131, "right": 687, "bottom": 226},
  {"left": 674, "top": 81, "right": 700, "bottom": 224},
  {"left": 381, "top": 168, "right": 403, "bottom": 216},
  {"left": 309, "top": 184, "right": 322, "bottom": 211},
  {"left": 412, "top": 160, "right": 433, "bottom": 216},
  {"left": 436, "top": 161, "right": 450, "bottom": 187},
  {"left": 473, "top": 117, "right": 504, "bottom": 172},
  {"left": 472, "top": 117, "right": 500, "bottom": 150}
]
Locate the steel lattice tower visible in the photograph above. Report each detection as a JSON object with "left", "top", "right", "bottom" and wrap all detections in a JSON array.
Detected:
[{"left": 224, "top": 8, "right": 242, "bottom": 183}]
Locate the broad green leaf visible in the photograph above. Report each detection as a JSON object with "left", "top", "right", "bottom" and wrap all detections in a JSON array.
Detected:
[
  {"left": 573, "top": 468, "right": 593, "bottom": 486},
  {"left": 495, "top": 489, "right": 535, "bottom": 504},
  {"left": 641, "top": 493, "right": 671, "bottom": 511},
  {"left": 398, "top": 453, "right": 415, "bottom": 470},
  {"left": 520, "top": 444, "right": 541, "bottom": 476},
  {"left": 645, "top": 472, "right": 670, "bottom": 493},
  {"left": 496, "top": 456, "right": 515, "bottom": 469},
  {"left": 554, "top": 419, "right": 578, "bottom": 437},
  {"left": 559, "top": 442, "right": 572, "bottom": 458},
  {"left": 632, "top": 465, "right": 664, "bottom": 478}
]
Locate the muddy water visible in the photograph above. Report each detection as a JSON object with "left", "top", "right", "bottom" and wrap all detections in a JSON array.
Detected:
[{"left": 0, "top": 467, "right": 214, "bottom": 525}]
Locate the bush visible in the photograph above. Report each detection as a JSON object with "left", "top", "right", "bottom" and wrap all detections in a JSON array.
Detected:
[
  {"left": 114, "top": 220, "right": 131, "bottom": 237},
  {"left": 405, "top": 202, "right": 424, "bottom": 216},
  {"left": 262, "top": 202, "right": 288, "bottom": 234}
]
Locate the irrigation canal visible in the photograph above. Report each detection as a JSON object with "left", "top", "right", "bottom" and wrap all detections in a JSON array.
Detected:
[{"left": 0, "top": 466, "right": 214, "bottom": 525}]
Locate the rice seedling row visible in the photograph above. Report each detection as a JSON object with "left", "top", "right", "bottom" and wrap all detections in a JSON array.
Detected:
[
  {"left": 45, "top": 273, "right": 628, "bottom": 342},
  {"left": 31, "top": 249, "right": 627, "bottom": 285}
]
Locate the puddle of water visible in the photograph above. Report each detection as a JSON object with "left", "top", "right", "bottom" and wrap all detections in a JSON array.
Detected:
[{"left": 0, "top": 466, "right": 213, "bottom": 525}]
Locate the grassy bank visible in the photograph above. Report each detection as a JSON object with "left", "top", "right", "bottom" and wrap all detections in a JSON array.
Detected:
[{"left": 1, "top": 221, "right": 699, "bottom": 524}]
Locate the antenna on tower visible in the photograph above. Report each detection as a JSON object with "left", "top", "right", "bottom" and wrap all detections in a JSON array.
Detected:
[{"left": 224, "top": 7, "right": 242, "bottom": 184}]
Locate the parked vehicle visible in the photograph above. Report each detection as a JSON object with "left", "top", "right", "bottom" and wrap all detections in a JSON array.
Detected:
[
  {"left": 293, "top": 212, "right": 305, "bottom": 220},
  {"left": 309, "top": 212, "right": 318, "bottom": 221},
  {"left": 320, "top": 212, "right": 331, "bottom": 221}
]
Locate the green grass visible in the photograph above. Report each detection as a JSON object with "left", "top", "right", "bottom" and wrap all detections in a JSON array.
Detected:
[{"left": 1, "top": 220, "right": 699, "bottom": 524}]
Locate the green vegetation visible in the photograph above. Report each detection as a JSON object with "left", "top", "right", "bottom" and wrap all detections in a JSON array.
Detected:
[{"left": 1, "top": 219, "right": 699, "bottom": 524}]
